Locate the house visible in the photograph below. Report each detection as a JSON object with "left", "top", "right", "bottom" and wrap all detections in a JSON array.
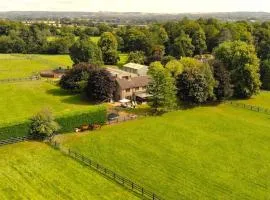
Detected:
[
  {"left": 115, "top": 76, "right": 151, "bottom": 102},
  {"left": 122, "top": 63, "right": 149, "bottom": 76}
]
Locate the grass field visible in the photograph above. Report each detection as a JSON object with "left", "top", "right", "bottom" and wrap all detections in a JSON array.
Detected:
[
  {"left": 0, "top": 142, "right": 138, "bottom": 200},
  {"left": 0, "top": 80, "right": 97, "bottom": 124},
  {"left": 233, "top": 91, "right": 270, "bottom": 109},
  {"left": 57, "top": 104, "right": 270, "bottom": 199},
  {"left": 0, "top": 54, "right": 73, "bottom": 79},
  {"left": 90, "top": 36, "right": 100, "bottom": 44},
  {"left": 118, "top": 53, "right": 128, "bottom": 67}
]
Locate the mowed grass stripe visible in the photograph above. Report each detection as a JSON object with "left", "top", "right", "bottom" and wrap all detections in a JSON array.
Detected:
[
  {"left": 0, "top": 80, "right": 97, "bottom": 124},
  {"left": 0, "top": 142, "right": 138, "bottom": 200},
  {"left": 57, "top": 104, "right": 270, "bottom": 199}
]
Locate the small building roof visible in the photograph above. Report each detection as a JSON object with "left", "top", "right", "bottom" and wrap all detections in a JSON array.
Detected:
[
  {"left": 106, "top": 66, "right": 137, "bottom": 78},
  {"left": 116, "top": 76, "right": 150, "bottom": 90},
  {"left": 123, "top": 63, "right": 148, "bottom": 70}
]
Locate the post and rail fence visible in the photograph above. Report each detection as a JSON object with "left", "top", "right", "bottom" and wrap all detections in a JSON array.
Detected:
[
  {"left": 226, "top": 101, "right": 270, "bottom": 115},
  {"left": 49, "top": 140, "right": 164, "bottom": 200},
  {"left": 0, "top": 135, "right": 33, "bottom": 146},
  {"left": 0, "top": 76, "right": 40, "bottom": 84}
]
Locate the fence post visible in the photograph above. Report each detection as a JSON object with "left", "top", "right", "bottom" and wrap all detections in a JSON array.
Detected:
[
  {"left": 153, "top": 193, "right": 155, "bottom": 200},
  {"left": 132, "top": 182, "right": 134, "bottom": 190},
  {"left": 142, "top": 188, "right": 144, "bottom": 196}
]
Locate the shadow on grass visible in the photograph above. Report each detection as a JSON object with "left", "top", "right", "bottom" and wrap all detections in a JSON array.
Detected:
[
  {"left": 46, "top": 88, "right": 75, "bottom": 97},
  {"left": 46, "top": 88, "right": 95, "bottom": 106},
  {"left": 178, "top": 101, "right": 224, "bottom": 110}
]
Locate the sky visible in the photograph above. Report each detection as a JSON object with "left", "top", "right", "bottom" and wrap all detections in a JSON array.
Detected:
[{"left": 1, "top": 0, "right": 270, "bottom": 13}]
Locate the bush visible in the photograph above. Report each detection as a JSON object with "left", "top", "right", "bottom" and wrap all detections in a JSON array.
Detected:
[{"left": 29, "top": 109, "right": 60, "bottom": 139}]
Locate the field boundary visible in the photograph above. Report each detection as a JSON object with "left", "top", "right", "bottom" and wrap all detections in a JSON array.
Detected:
[
  {"left": 49, "top": 140, "right": 164, "bottom": 200},
  {"left": 226, "top": 101, "right": 270, "bottom": 115},
  {"left": 0, "top": 135, "right": 33, "bottom": 146},
  {"left": 0, "top": 76, "right": 40, "bottom": 83}
]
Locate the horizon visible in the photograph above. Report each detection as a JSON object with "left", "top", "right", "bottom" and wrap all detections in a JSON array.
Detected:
[{"left": 1, "top": 0, "right": 270, "bottom": 13}]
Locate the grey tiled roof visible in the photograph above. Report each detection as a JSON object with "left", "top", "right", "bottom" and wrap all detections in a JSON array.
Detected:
[{"left": 116, "top": 76, "right": 150, "bottom": 90}]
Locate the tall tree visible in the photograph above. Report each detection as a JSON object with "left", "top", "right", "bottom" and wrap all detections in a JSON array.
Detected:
[
  {"left": 69, "top": 38, "right": 103, "bottom": 66},
  {"left": 214, "top": 41, "right": 261, "bottom": 98},
  {"left": 147, "top": 62, "right": 177, "bottom": 113},
  {"left": 85, "top": 69, "right": 116, "bottom": 102},
  {"left": 98, "top": 32, "right": 119, "bottom": 65}
]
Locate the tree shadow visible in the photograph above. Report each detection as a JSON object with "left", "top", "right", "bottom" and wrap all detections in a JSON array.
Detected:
[
  {"left": 61, "top": 94, "right": 93, "bottom": 106},
  {"left": 46, "top": 88, "right": 75, "bottom": 97}
]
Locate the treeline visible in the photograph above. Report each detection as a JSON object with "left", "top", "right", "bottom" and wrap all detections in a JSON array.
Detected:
[{"left": 0, "top": 18, "right": 270, "bottom": 91}]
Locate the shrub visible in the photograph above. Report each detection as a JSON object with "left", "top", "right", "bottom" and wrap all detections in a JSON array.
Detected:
[
  {"left": 127, "top": 51, "right": 146, "bottom": 64},
  {"left": 29, "top": 109, "right": 60, "bottom": 139}
]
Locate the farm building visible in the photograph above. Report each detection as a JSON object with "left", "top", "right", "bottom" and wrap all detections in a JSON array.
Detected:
[{"left": 122, "top": 63, "right": 149, "bottom": 76}]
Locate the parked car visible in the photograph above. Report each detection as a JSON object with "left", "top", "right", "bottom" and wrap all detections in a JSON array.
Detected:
[{"left": 107, "top": 113, "right": 120, "bottom": 121}]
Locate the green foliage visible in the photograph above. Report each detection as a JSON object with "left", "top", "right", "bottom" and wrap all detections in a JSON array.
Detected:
[
  {"left": 161, "top": 55, "right": 176, "bottom": 65},
  {"left": 177, "top": 57, "right": 216, "bottom": 103},
  {"left": 172, "top": 31, "right": 194, "bottom": 58},
  {"left": 0, "top": 107, "right": 106, "bottom": 140},
  {"left": 214, "top": 41, "right": 261, "bottom": 98},
  {"left": 212, "top": 60, "right": 233, "bottom": 100},
  {"left": 124, "top": 28, "right": 152, "bottom": 55},
  {"left": 59, "top": 63, "right": 97, "bottom": 92},
  {"left": 47, "top": 35, "right": 75, "bottom": 54},
  {"left": 147, "top": 62, "right": 177, "bottom": 113},
  {"left": 85, "top": 69, "right": 116, "bottom": 102},
  {"left": 260, "top": 59, "right": 270, "bottom": 90},
  {"left": 69, "top": 38, "right": 103, "bottom": 65},
  {"left": 0, "top": 121, "right": 29, "bottom": 140},
  {"left": 56, "top": 106, "right": 107, "bottom": 133},
  {"left": 147, "top": 45, "right": 165, "bottom": 64},
  {"left": 177, "top": 68, "right": 210, "bottom": 104},
  {"left": 165, "top": 60, "right": 184, "bottom": 78},
  {"left": 29, "top": 109, "right": 60, "bottom": 138},
  {"left": 127, "top": 51, "right": 145, "bottom": 64},
  {"left": 98, "top": 32, "right": 119, "bottom": 65}
]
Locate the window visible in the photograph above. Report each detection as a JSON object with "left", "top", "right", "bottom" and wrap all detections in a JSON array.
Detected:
[
  {"left": 135, "top": 87, "right": 140, "bottom": 91},
  {"left": 126, "top": 88, "right": 130, "bottom": 93},
  {"left": 142, "top": 86, "right": 147, "bottom": 90}
]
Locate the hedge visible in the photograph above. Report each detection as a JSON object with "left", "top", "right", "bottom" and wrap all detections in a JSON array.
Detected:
[{"left": 0, "top": 106, "right": 107, "bottom": 140}]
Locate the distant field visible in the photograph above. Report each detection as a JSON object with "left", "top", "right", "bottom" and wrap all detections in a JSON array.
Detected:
[
  {"left": 232, "top": 91, "right": 270, "bottom": 109},
  {"left": 0, "top": 81, "right": 97, "bottom": 124},
  {"left": 0, "top": 54, "right": 73, "bottom": 79},
  {"left": 0, "top": 142, "right": 137, "bottom": 200},
  {"left": 57, "top": 104, "right": 270, "bottom": 199}
]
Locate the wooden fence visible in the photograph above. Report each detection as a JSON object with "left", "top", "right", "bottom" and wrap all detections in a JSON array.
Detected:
[
  {"left": 227, "top": 101, "right": 270, "bottom": 115},
  {"left": 0, "top": 135, "right": 33, "bottom": 146},
  {"left": 0, "top": 76, "right": 40, "bottom": 83},
  {"left": 50, "top": 140, "right": 164, "bottom": 200}
]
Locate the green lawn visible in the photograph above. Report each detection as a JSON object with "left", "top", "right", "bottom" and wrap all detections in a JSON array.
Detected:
[
  {"left": 90, "top": 36, "right": 100, "bottom": 44},
  {"left": 0, "top": 80, "right": 97, "bottom": 124},
  {"left": 57, "top": 104, "right": 270, "bottom": 199},
  {"left": 0, "top": 54, "right": 73, "bottom": 80},
  {"left": 118, "top": 53, "right": 128, "bottom": 67},
  {"left": 0, "top": 142, "right": 138, "bottom": 200},
  {"left": 232, "top": 90, "right": 270, "bottom": 109}
]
